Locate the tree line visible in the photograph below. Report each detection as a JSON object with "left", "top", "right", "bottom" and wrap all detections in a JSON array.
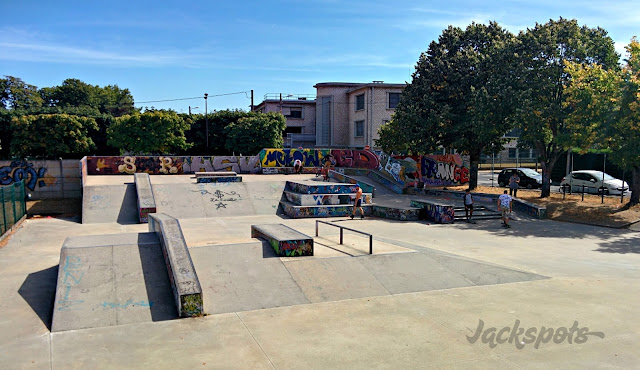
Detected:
[
  {"left": 0, "top": 77, "right": 286, "bottom": 159},
  {"left": 377, "top": 18, "right": 639, "bottom": 204}
]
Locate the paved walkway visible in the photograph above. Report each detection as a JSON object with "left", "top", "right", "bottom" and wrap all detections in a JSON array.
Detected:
[{"left": 1, "top": 176, "right": 639, "bottom": 368}]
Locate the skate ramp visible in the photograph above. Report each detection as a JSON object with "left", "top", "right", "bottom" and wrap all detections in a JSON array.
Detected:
[
  {"left": 82, "top": 184, "right": 138, "bottom": 224},
  {"left": 51, "top": 233, "right": 177, "bottom": 332}
]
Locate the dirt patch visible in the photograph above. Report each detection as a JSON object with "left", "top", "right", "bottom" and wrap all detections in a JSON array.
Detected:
[{"left": 443, "top": 186, "right": 640, "bottom": 228}]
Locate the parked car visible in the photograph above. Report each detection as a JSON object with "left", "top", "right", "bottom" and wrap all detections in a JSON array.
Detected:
[
  {"left": 497, "top": 168, "right": 543, "bottom": 189},
  {"left": 560, "top": 170, "right": 629, "bottom": 195}
]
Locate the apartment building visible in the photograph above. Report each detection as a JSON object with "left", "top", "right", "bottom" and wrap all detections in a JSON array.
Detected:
[
  {"left": 253, "top": 93, "right": 316, "bottom": 148},
  {"left": 314, "top": 81, "right": 406, "bottom": 148}
]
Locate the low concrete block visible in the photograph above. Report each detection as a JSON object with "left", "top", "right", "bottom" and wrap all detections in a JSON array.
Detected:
[
  {"left": 148, "top": 213, "right": 203, "bottom": 317},
  {"left": 372, "top": 205, "right": 421, "bottom": 221},
  {"left": 410, "top": 199, "right": 455, "bottom": 224},
  {"left": 196, "top": 176, "right": 242, "bottom": 183},
  {"left": 251, "top": 224, "right": 313, "bottom": 257},
  {"left": 280, "top": 202, "right": 373, "bottom": 219},
  {"left": 284, "top": 191, "right": 372, "bottom": 206},
  {"left": 134, "top": 173, "right": 156, "bottom": 223},
  {"left": 195, "top": 171, "right": 237, "bottom": 177}
]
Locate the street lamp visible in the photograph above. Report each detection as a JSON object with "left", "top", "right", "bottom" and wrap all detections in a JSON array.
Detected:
[
  {"left": 204, "top": 93, "right": 208, "bottom": 149},
  {"left": 189, "top": 106, "right": 200, "bottom": 115}
]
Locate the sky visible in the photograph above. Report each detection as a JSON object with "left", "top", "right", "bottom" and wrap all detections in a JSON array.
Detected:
[{"left": 1, "top": 0, "right": 638, "bottom": 113}]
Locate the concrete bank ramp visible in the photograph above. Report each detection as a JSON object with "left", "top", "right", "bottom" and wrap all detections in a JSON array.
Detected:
[
  {"left": 82, "top": 184, "right": 138, "bottom": 224},
  {"left": 52, "top": 233, "right": 177, "bottom": 332},
  {"left": 151, "top": 181, "right": 286, "bottom": 219}
]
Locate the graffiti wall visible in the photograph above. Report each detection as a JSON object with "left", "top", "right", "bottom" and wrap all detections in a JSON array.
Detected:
[
  {"left": 259, "top": 148, "right": 379, "bottom": 169},
  {"left": 371, "top": 205, "right": 420, "bottom": 221},
  {"left": 420, "top": 154, "right": 469, "bottom": 187},
  {"left": 86, "top": 155, "right": 261, "bottom": 175},
  {"left": 0, "top": 159, "right": 82, "bottom": 200},
  {"left": 410, "top": 200, "right": 455, "bottom": 224}
]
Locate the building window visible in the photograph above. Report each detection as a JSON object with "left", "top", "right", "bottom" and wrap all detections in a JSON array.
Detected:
[
  {"left": 508, "top": 148, "right": 517, "bottom": 158},
  {"left": 354, "top": 120, "right": 364, "bottom": 137},
  {"left": 285, "top": 107, "right": 303, "bottom": 119},
  {"left": 388, "top": 92, "right": 400, "bottom": 109},
  {"left": 356, "top": 94, "right": 365, "bottom": 111}
]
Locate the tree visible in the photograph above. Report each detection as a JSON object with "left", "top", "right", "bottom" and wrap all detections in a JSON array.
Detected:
[
  {"left": 380, "top": 22, "right": 519, "bottom": 189},
  {"left": 40, "top": 78, "right": 135, "bottom": 117},
  {"left": 224, "top": 112, "right": 286, "bottom": 154},
  {"left": 565, "top": 38, "right": 640, "bottom": 204},
  {"left": 107, "top": 110, "right": 191, "bottom": 154},
  {"left": 10, "top": 114, "right": 97, "bottom": 158},
  {"left": 0, "top": 76, "right": 43, "bottom": 110},
  {"left": 514, "top": 18, "right": 619, "bottom": 197}
]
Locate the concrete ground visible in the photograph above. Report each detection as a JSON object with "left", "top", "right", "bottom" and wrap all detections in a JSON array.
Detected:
[{"left": 1, "top": 174, "right": 639, "bottom": 368}]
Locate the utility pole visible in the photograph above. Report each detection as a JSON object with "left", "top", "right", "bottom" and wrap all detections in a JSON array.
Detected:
[
  {"left": 279, "top": 93, "right": 282, "bottom": 114},
  {"left": 251, "top": 90, "right": 254, "bottom": 111},
  {"left": 204, "top": 93, "right": 209, "bottom": 149}
]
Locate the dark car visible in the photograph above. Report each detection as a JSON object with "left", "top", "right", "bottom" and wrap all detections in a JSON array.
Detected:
[{"left": 497, "top": 168, "right": 543, "bottom": 189}]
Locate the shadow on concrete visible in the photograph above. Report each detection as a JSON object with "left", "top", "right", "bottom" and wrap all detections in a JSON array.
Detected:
[
  {"left": 260, "top": 240, "right": 279, "bottom": 258},
  {"left": 137, "top": 237, "right": 178, "bottom": 321},
  {"left": 18, "top": 265, "right": 58, "bottom": 331},
  {"left": 593, "top": 235, "right": 640, "bottom": 254},
  {"left": 117, "top": 184, "right": 139, "bottom": 225}
]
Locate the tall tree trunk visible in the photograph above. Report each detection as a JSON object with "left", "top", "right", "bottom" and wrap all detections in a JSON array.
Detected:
[
  {"left": 468, "top": 150, "right": 481, "bottom": 190},
  {"left": 630, "top": 166, "right": 640, "bottom": 205},
  {"left": 540, "top": 161, "right": 551, "bottom": 197}
]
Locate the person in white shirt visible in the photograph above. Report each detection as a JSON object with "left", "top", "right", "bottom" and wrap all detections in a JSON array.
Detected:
[
  {"left": 497, "top": 190, "right": 513, "bottom": 228},
  {"left": 293, "top": 159, "right": 303, "bottom": 174},
  {"left": 464, "top": 189, "right": 474, "bottom": 223}
]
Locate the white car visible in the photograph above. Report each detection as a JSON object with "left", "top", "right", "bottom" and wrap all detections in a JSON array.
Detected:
[{"left": 560, "top": 170, "right": 629, "bottom": 195}]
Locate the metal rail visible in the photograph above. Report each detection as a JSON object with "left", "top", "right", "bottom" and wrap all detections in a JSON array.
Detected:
[{"left": 315, "top": 220, "right": 373, "bottom": 255}]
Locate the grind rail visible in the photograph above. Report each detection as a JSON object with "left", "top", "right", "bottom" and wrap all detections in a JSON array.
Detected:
[{"left": 315, "top": 220, "right": 373, "bottom": 255}]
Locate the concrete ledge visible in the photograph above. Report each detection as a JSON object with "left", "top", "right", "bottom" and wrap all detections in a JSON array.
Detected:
[
  {"left": 410, "top": 199, "right": 455, "bottom": 224},
  {"left": 134, "top": 173, "right": 156, "bottom": 223},
  {"left": 286, "top": 181, "right": 359, "bottom": 195},
  {"left": 284, "top": 191, "right": 372, "bottom": 206},
  {"left": 422, "top": 188, "right": 548, "bottom": 219},
  {"left": 262, "top": 167, "right": 317, "bottom": 174},
  {"left": 196, "top": 176, "right": 242, "bottom": 183},
  {"left": 251, "top": 223, "right": 313, "bottom": 256},
  {"left": 372, "top": 205, "right": 421, "bottom": 221},
  {"left": 328, "top": 170, "right": 376, "bottom": 195},
  {"left": 195, "top": 171, "right": 237, "bottom": 177},
  {"left": 148, "top": 213, "right": 203, "bottom": 317},
  {"left": 280, "top": 201, "right": 373, "bottom": 219}
]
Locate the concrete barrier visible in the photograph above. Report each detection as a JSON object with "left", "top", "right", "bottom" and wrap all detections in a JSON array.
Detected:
[
  {"left": 134, "top": 173, "right": 156, "bottom": 223},
  {"left": 372, "top": 205, "right": 421, "bottom": 221},
  {"left": 251, "top": 224, "right": 314, "bottom": 256},
  {"left": 148, "top": 213, "right": 203, "bottom": 317},
  {"left": 410, "top": 199, "right": 455, "bottom": 224},
  {"left": 196, "top": 176, "right": 242, "bottom": 183}
]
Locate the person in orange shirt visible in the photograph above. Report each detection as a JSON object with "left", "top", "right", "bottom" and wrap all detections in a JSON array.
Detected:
[{"left": 350, "top": 184, "right": 364, "bottom": 219}]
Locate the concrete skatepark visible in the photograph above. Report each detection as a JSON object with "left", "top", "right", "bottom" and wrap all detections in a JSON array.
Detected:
[{"left": 1, "top": 172, "right": 639, "bottom": 368}]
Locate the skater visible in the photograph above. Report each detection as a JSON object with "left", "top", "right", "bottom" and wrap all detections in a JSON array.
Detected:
[
  {"left": 498, "top": 190, "right": 512, "bottom": 228},
  {"left": 464, "top": 189, "right": 475, "bottom": 223},
  {"left": 293, "top": 159, "right": 303, "bottom": 174},
  {"left": 350, "top": 184, "right": 364, "bottom": 219}
]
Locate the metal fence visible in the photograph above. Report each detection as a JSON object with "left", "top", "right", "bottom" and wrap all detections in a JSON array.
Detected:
[{"left": 0, "top": 180, "right": 27, "bottom": 236}]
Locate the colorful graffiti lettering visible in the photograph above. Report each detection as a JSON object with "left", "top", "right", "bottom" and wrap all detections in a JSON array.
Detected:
[
  {"left": 420, "top": 154, "right": 469, "bottom": 186},
  {"left": 0, "top": 160, "right": 48, "bottom": 191},
  {"left": 330, "top": 149, "right": 379, "bottom": 169},
  {"left": 371, "top": 206, "right": 420, "bottom": 221},
  {"left": 87, "top": 156, "right": 261, "bottom": 175},
  {"left": 260, "top": 148, "right": 329, "bottom": 167}
]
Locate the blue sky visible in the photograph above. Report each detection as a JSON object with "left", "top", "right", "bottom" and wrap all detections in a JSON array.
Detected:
[{"left": 1, "top": 0, "right": 637, "bottom": 113}]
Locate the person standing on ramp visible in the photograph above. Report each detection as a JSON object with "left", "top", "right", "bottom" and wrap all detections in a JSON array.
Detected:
[
  {"left": 464, "top": 188, "right": 475, "bottom": 223},
  {"left": 350, "top": 184, "right": 364, "bottom": 219}
]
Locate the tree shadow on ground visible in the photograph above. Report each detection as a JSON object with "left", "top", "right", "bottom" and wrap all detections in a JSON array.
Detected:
[
  {"left": 18, "top": 265, "right": 58, "bottom": 331},
  {"left": 593, "top": 235, "right": 640, "bottom": 254}
]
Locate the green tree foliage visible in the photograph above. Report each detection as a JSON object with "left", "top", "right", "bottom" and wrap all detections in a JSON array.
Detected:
[
  {"left": 0, "top": 76, "right": 43, "bottom": 110},
  {"left": 40, "top": 78, "right": 135, "bottom": 117},
  {"left": 565, "top": 38, "right": 640, "bottom": 204},
  {"left": 107, "top": 110, "right": 191, "bottom": 155},
  {"left": 380, "top": 22, "right": 518, "bottom": 189},
  {"left": 224, "top": 112, "right": 286, "bottom": 155},
  {"left": 10, "top": 114, "right": 97, "bottom": 158},
  {"left": 515, "top": 18, "right": 619, "bottom": 197}
]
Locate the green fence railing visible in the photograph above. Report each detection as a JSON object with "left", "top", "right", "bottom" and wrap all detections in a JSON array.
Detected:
[{"left": 0, "top": 180, "right": 27, "bottom": 236}]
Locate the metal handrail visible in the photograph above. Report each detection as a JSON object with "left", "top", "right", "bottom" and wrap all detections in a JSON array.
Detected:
[{"left": 315, "top": 220, "right": 373, "bottom": 254}]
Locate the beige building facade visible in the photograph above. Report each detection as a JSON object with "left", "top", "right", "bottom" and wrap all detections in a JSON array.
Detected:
[
  {"left": 314, "top": 82, "right": 405, "bottom": 149},
  {"left": 253, "top": 94, "right": 316, "bottom": 148}
]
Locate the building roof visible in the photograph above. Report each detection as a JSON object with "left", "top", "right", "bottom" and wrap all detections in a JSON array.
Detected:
[{"left": 314, "top": 81, "right": 407, "bottom": 90}]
